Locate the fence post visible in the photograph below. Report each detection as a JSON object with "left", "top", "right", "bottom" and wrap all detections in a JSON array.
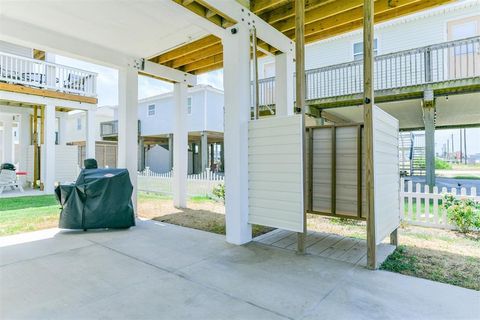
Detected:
[
  {"left": 424, "top": 185, "right": 430, "bottom": 223},
  {"left": 407, "top": 180, "right": 413, "bottom": 221},
  {"left": 433, "top": 186, "right": 439, "bottom": 225},
  {"left": 415, "top": 183, "right": 422, "bottom": 221}
]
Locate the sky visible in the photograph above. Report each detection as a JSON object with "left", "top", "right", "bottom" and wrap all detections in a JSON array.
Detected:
[{"left": 55, "top": 55, "right": 480, "bottom": 156}]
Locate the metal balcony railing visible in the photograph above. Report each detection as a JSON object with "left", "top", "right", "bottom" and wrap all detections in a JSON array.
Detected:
[
  {"left": 0, "top": 52, "right": 97, "bottom": 97},
  {"left": 255, "top": 36, "right": 480, "bottom": 106},
  {"left": 100, "top": 120, "right": 141, "bottom": 137}
]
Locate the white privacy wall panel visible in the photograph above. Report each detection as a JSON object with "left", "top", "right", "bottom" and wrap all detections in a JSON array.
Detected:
[
  {"left": 372, "top": 106, "right": 400, "bottom": 244},
  {"left": 248, "top": 115, "right": 304, "bottom": 232},
  {"left": 312, "top": 128, "right": 332, "bottom": 213},
  {"left": 335, "top": 126, "right": 359, "bottom": 216},
  {"left": 29, "top": 145, "right": 79, "bottom": 184}
]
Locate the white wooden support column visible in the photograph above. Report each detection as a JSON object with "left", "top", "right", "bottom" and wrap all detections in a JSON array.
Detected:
[
  {"left": 422, "top": 90, "right": 436, "bottom": 188},
  {"left": 168, "top": 133, "right": 174, "bottom": 171},
  {"left": 57, "top": 113, "right": 67, "bottom": 145},
  {"left": 275, "top": 52, "right": 294, "bottom": 116},
  {"left": 19, "top": 111, "right": 31, "bottom": 171},
  {"left": 200, "top": 131, "right": 208, "bottom": 172},
  {"left": 118, "top": 67, "right": 138, "bottom": 210},
  {"left": 2, "top": 117, "right": 13, "bottom": 164},
  {"left": 86, "top": 107, "right": 96, "bottom": 159},
  {"left": 43, "top": 104, "right": 56, "bottom": 194},
  {"left": 223, "top": 24, "right": 252, "bottom": 244},
  {"left": 173, "top": 82, "right": 188, "bottom": 208}
]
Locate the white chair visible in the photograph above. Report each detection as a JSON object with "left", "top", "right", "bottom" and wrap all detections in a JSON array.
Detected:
[{"left": 0, "top": 170, "right": 24, "bottom": 195}]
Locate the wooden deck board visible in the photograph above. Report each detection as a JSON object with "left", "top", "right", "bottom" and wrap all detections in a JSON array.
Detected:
[{"left": 253, "top": 229, "right": 388, "bottom": 266}]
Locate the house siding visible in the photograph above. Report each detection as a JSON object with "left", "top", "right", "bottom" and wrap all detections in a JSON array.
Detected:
[{"left": 258, "top": 2, "right": 480, "bottom": 76}]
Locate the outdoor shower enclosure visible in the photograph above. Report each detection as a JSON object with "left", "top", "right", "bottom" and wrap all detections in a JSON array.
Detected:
[{"left": 247, "top": 106, "right": 400, "bottom": 256}]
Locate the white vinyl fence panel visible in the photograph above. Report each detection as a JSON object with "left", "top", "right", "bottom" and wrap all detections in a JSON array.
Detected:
[
  {"left": 400, "top": 178, "right": 479, "bottom": 230},
  {"left": 248, "top": 115, "right": 304, "bottom": 232},
  {"left": 137, "top": 167, "right": 224, "bottom": 197}
]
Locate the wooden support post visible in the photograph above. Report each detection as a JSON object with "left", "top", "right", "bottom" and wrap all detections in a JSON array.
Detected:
[
  {"left": 295, "top": 0, "right": 307, "bottom": 254},
  {"left": 390, "top": 228, "right": 398, "bottom": 246},
  {"left": 40, "top": 106, "right": 45, "bottom": 145},
  {"left": 363, "top": 0, "right": 377, "bottom": 270},
  {"left": 33, "top": 105, "right": 39, "bottom": 188}
]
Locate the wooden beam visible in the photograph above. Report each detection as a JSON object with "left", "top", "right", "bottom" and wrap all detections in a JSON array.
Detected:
[
  {"left": 298, "top": 0, "right": 420, "bottom": 39},
  {"left": 272, "top": 0, "right": 367, "bottom": 34},
  {"left": 0, "top": 83, "right": 98, "bottom": 104},
  {"left": 304, "top": 0, "right": 453, "bottom": 44},
  {"left": 363, "top": 0, "right": 376, "bottom": 270},
  {"left": 33, "top": 49, "right": 45, "bottom": 61},
  {"left": 171, "top": 0, "right": 229, "bottom": 27},
  {"left": 251, "top": 0, "right": 289, "bottom": 15},
  {"left": 260, "top": 0, "right": 333, "bottom": 25},
  {"left": 169, "top": 43, "right": 223, "bottom": 68},
  {"left": 320, "top": 110, "right": 350, "bottom": 123},
  {"left": 183, "top": 53, "right": 223, "bottom": 72},
  {"left": 153, "top": 35, "right": 221, "bottom": 64},
  {"left": 191, "top": 61, "right": 224, "bottom": 74}
]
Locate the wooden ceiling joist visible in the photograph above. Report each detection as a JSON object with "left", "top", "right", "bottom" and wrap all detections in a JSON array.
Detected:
[
  {"left": 251, "top": 0, "right": 291, "bottom": 16},
  {"left": 149, "top": 0, "right": 454, "bottom": 74},
  {"left": 152, "top": 35, "right": 221, "bottom": 64}
]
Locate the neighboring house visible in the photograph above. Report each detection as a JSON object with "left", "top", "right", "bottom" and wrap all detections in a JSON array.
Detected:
[
  {"left": 256, "top": 1, "right": 479, "bottom": 130},
  {"left": 64, "top": 106, "right": 115, "bottom": 144},
  {"left": 99, "top": 85, "right": 224, "bottom": 174},
  {"left": 0, "top": 41, "right": 98, "bottom": 192}
]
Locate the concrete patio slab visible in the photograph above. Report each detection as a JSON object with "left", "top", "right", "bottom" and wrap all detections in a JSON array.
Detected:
[{"left": 1, "top": 220, "right": 479, "bottom": 320}]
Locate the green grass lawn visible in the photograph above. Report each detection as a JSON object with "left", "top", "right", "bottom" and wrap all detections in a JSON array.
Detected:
[
  {"left": 0, "top": 192, "right": 215, "bottom": 237},
  {"left": 0, "top": 195, "right": 60, "bottom": 236}
]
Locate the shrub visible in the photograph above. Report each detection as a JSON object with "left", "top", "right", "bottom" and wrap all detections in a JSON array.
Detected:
[
  {"left": 212, "top": 183, "right": 225, "bottom": 201},
  {"left": 435, "top": 158, "right": 452, "bottom": 170},
  {"left": 442, "top": 194, "right": 480, "bottom": 233}
]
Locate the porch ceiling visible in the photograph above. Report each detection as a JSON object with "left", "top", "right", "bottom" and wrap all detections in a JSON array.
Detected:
[
  {"left": 316, "top": 92, "right": 480, "bottom": 130},
  {"left": 0, "top": 0, "right": 210, "bottom": 60},
  {"left": 0, "top": 0, "right": 456, "bottom": 76},
  {"left": 151, "top": 0, "right": 455, "bottom": 74}
]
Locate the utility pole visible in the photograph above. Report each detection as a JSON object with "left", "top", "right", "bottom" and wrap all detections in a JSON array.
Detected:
[
  {"left": 451, "top": 133, "right": 455, "bottom": 162},
  {"left": 464, "top": 128, "right": 467, "bottom": 164},
  {"left": 459, "top": 129, "right": 463, "bottom": 163}
]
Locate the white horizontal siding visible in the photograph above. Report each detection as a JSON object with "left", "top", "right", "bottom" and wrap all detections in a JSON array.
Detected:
[
  {"left": 248, "top": 115, "right": 304, "bottom": 232},
  {"left": 373, "top": 106, "right": 400, "bottom": 244}
]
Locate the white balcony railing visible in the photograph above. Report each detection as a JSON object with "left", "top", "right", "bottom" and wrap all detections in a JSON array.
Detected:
[
  {"left": 0, "top": 52, "right": 97, "bottom": 97},
  {"left": 255, "top": 36, "right": 480, "bottom": 106}
]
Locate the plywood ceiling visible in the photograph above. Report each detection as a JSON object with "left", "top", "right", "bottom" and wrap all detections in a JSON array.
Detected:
[{"left": 152, "top": 0, "right": 454, "bottom": 74}]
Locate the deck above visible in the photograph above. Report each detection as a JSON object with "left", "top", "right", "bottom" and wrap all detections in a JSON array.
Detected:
[
  {"left": 256, "top": 36, "right": 480, "bottom": 108},
  {"left": 0, "top": 51, "right": 98, "bottom": 105}
]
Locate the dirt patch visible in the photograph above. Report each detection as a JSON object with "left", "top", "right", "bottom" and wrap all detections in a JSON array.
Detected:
[{"left": 138, "top": 194, "right": 271, "bottom": 237}]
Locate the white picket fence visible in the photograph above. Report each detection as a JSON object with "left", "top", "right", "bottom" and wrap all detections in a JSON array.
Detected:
[
  {"left": 137, "top": 167, "right": 224, "bottom": 197},
  {"left": 400, "top": 178, "right": 479, "bottom": 230}
]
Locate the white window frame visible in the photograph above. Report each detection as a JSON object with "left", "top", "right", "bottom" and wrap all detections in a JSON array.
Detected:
[
  {"left": 353, "top": 38, "right": 378, "bottom": 61},
  {"left": 148, "top": 104, "right": 156, "bottom": 116}
]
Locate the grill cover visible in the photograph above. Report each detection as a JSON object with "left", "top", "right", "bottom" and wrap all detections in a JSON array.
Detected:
[{"left": 55, "top": 168, "right": 135, "bottom": 230}]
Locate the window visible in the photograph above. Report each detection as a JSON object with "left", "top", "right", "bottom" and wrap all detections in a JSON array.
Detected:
[
  {"left": 353, "top": 39, "right": 378, "bottom": 61},
  {"left": 76, "top": 118, "right": 82, "bottom": 130},
  {"left": 263, "top": 62, "right": 275, "bottom": 78},
  {"left": 148, "top": 104, "right": 156, "bottom": 116},
  {"left": 451, "top": 20, "right": 478, "bottom": 55},
  {"left": 187, "top": 97, "right": 192, "bottom": 114}
]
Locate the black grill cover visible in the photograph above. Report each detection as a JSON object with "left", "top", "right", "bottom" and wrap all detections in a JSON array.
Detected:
[{"left": 55, "top": 168, "right": 135, "bottom": 230}]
